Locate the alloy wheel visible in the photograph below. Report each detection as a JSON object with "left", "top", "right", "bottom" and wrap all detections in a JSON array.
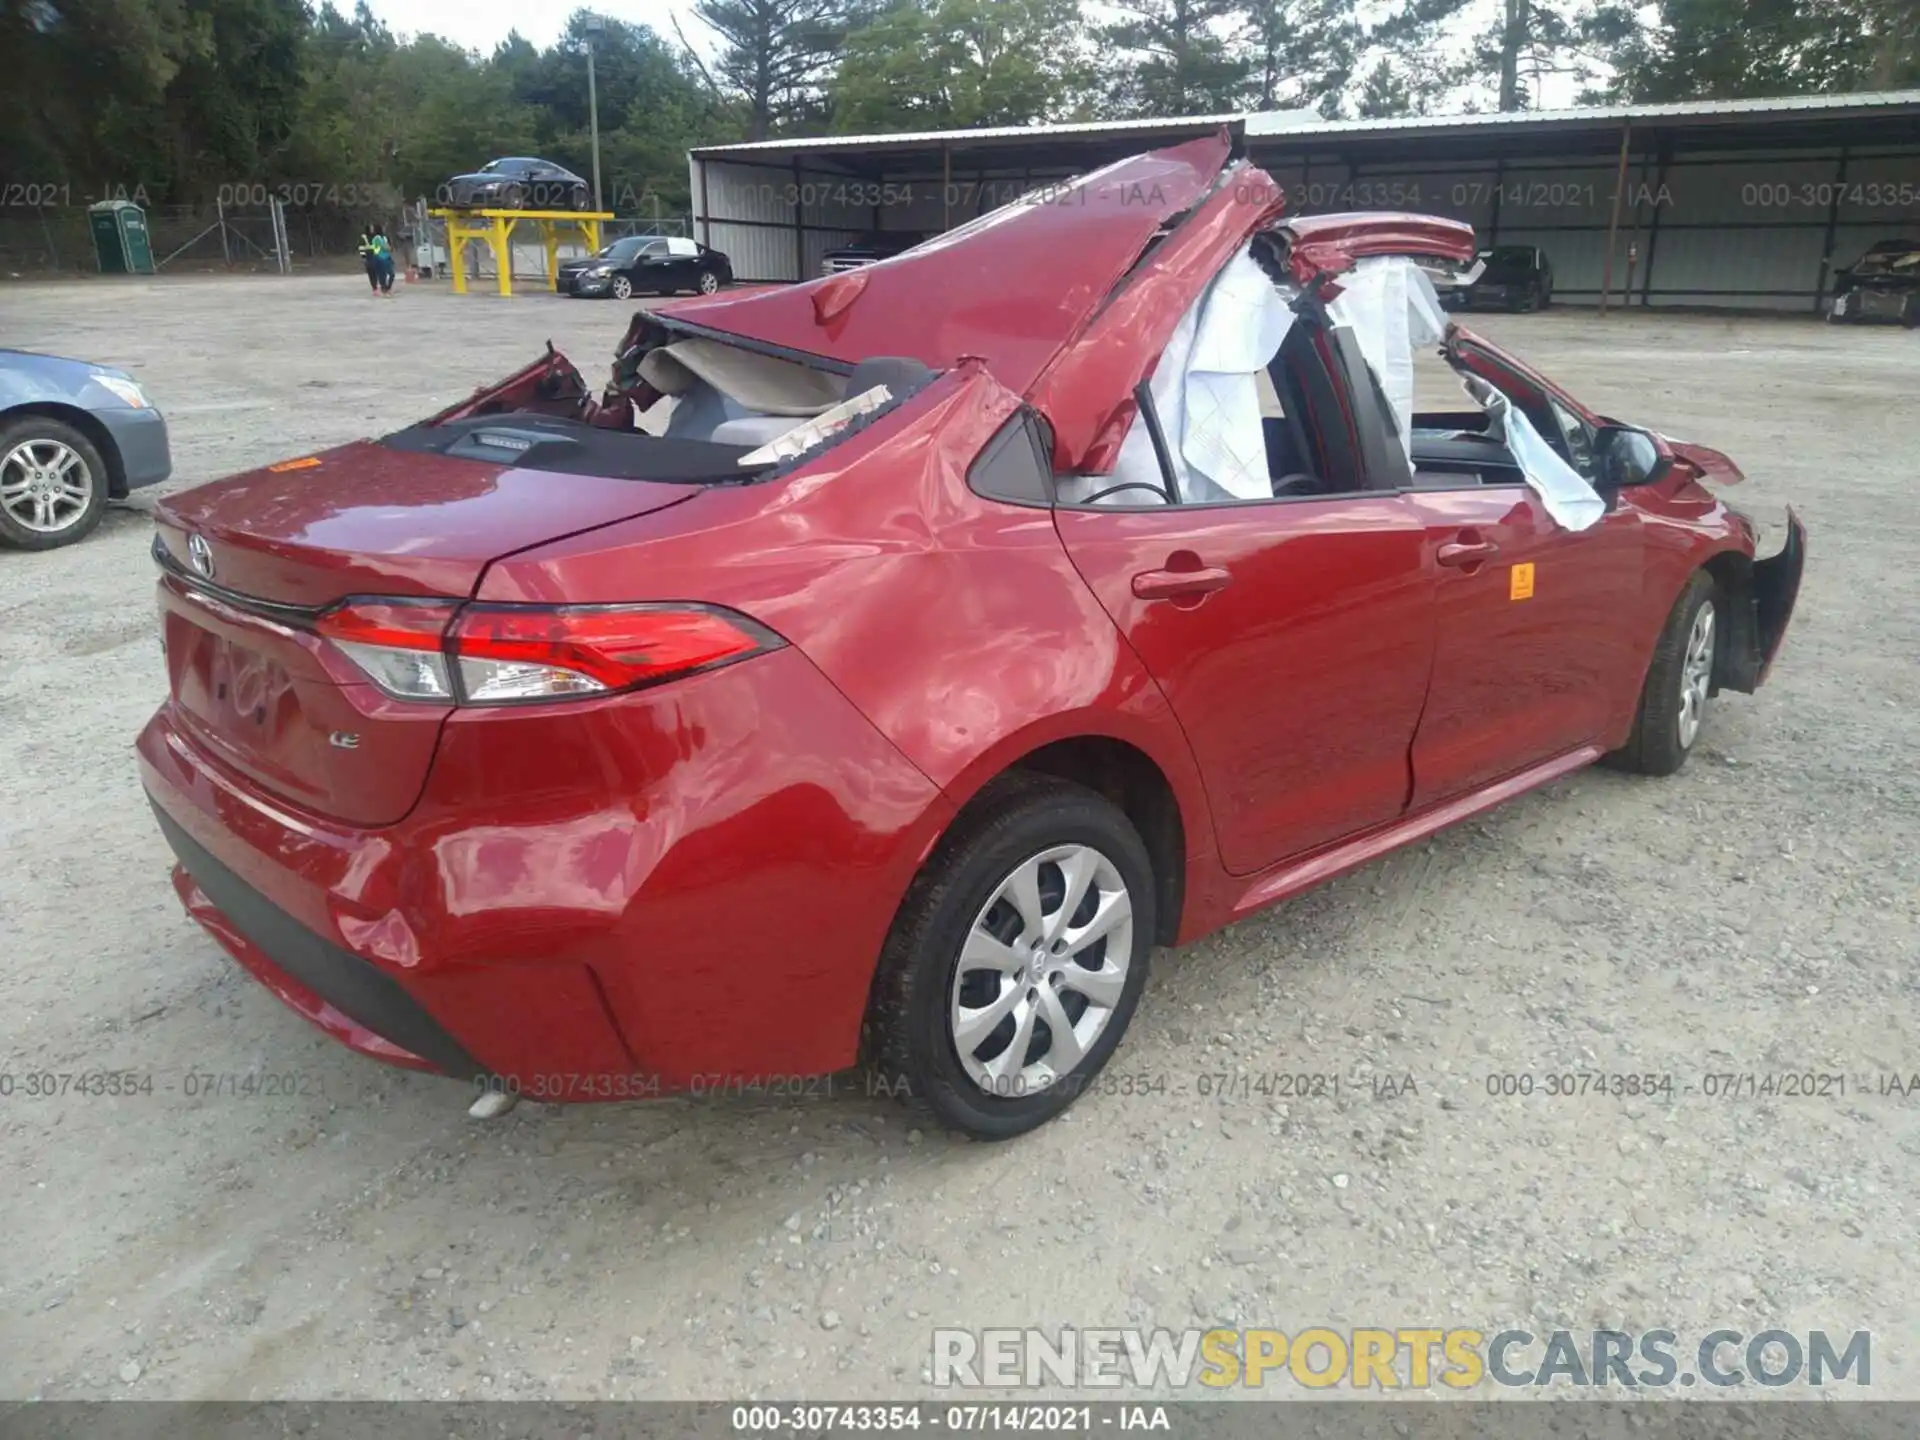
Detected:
[
  {"left": 1677, "top": 601, "right": 1715, "bottom": 749},
  {"left": 1, "top": 438, "right": 94, "bottom": 534},
  {"left": 697, "top": 269, "right": 719, "bottom": 294},
  {"left": 949, "top": 844, "right": 1133, "bottom": 1095},
  {"left": 611, "top": 275, "right": 633, "bottom": 300}
]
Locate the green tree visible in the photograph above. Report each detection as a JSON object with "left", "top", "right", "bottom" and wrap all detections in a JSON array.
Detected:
[
  {"left": 1365, "top": 0, "right": 1621, "bottom": 112},
  {"left": 831, "top": 0, "right": 1095, "bottom": 131},
  {"left": 1239, "top": 0, "right": 1360, "bottom": 115},
  {"left": 161, "top": 0, "right": 308, "bottom": 191},
  {"left": 1600, "top": 0, "right": 1918, "bottom": 99},
  {"left": 1098, "top": 0, "right": 1248, "bottom": 116},
  {"left": 691, "top": 0, "right": 865, "bottom": 138},
  {"left": 1353, "top": 55, "right": 1415, "bottom": 116}
]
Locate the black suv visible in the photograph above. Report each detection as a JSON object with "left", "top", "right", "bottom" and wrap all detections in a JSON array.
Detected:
[
  {"left": 820, "top": 231, "right": 927, "bottom": 275},
  {"left": 1441, "top": 244, "right": 1553, "bottom": 312}
]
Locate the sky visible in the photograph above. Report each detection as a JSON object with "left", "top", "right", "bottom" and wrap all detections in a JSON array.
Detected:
[{"left": 362, "top": 0, "right": 712, "bottom": 55}]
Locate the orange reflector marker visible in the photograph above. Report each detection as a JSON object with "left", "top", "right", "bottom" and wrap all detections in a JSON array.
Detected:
[{"left": 268, "top": 456, "right": 323, "bottom": 472}]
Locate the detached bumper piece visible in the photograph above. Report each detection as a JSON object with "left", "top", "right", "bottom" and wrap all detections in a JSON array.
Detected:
[
  {"left": 149, "top": 798, "right": 482, "bottom": 1081},
  {"left": 1719, "top": 508, "right": 1807, "bottom": 693}
]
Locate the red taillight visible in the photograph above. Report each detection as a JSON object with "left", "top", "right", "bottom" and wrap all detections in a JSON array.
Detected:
[
  {"left": 315, "top": 599, "right": 460, "bottom": 650},
  {"left": 453, "top": 605, "right": 773, "bottom": 700},
  {"left": 313, "top": 599, "right": 778, "bottom": 705},
  {"left": 315, "top": 600, "right": 461, "bottom": 702}
]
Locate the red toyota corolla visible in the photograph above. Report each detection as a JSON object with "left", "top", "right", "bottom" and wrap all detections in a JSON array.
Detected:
[{"left": 140, "top": 134, "right": 1803, "bottom": 1137}]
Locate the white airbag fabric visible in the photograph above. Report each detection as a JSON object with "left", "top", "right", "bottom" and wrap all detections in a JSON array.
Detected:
[
  {"left": 1460, "top": 373, "right": 1605, "bottom": 532},
  {"left": 1092, "top": 243, "right": 1294, "bottom": 506},
  {"left": 1327, "top": 256, "right": 1448, "bottom": 465},
  {"left": 1177, "top": 249, "right": 1296, "bottom": 501}
]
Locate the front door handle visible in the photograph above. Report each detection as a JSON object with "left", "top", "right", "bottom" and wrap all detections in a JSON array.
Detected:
[
  {"left": 1133, "top": 564, "right": 1232, "bottom": 601},
  {"left": 1436, "top": 536, "right": 1499, "bottom": 568}
]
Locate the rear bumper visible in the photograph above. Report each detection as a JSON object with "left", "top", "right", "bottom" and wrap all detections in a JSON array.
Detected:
[
  {"left": 138, "top": 645, "right": 951, "bottom": 1093},
  {"left": 154, "top": 802, "right": 477, "bottom": 1077},
  {"left": 97, "top": 406, "right": 171, "bottom": 491}
]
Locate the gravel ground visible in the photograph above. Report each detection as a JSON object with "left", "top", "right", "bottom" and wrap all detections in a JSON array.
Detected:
[{"left": 1, "top": 274, "right": 1916, "bottom": 1403}]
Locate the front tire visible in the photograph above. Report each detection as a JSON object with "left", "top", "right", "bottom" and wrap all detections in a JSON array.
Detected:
[
  {"left": 1605, "top": 572, "right": 1717, "bottom": 776},
  {"left": 610, "top": 274, "right": 633, "bottom": 301},
  {"left": 695, "top": 268, "right": 719, "bottom": 295},
  {"left": 865, "top": 775, "right": 1155, "bottom": 1139},
  {"left": 0, "top": 417, "right": 108, "bottom": 550}
]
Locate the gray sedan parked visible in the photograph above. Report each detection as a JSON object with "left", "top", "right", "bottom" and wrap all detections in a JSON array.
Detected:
[{"left": 1, "top": 348, "right": 171, "bottom": 549}]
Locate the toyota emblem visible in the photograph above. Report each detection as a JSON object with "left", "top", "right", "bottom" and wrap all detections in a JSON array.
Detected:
[{"left": 187, "top": 533, "right": 215, "bottom": 579}]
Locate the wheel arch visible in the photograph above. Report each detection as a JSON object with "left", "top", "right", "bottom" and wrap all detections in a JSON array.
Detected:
[
  {"left": 930, "top": 725, "right": 1198, "bottom": 947},
  {"left": 1700, "top": 546, "right": 1761, "bottom": 694},
  {"left": 1, "top": 402, "right": 127, "bottom": 496}
]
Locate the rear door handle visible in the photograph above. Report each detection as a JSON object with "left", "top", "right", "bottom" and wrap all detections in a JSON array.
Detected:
[
  {"left": 1132, "top": 565, "right": 1232, "bottom": 601},
  {"left": 1436, "top": 537, "right": 1499, "bottom": 568}
]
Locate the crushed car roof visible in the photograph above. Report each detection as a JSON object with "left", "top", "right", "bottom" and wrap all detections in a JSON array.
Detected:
[{"left": 654, "top": 132, "right": 1234, "bottom": 398}]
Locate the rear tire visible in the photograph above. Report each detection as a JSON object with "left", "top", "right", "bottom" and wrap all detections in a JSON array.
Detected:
[
  {"left": 1604, "top": 571, "right": 1717, "bottom": 777},
  {"left": 0, "top": 416, "right": 108, "bottom": 550},
  {"left": 865, "top": 774, "right": 1155, "bottom": 1139}
]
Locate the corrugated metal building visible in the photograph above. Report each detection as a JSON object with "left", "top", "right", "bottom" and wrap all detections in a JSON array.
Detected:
[{"left": 689, "top": 90, "right": 1920, "bottom": 311}]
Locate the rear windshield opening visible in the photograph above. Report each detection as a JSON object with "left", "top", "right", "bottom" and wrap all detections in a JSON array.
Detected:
[
  {"left": 383, "top": 414, "right": 761, "bottom": 482},
  {"left": 387, "top": 334, "right": 937, "bottom": 484}
]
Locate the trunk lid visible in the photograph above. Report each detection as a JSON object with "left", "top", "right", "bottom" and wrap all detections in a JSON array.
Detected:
[
  {"left": 1278, "top": 211, "right": 1477, "bottom": 282},
  {"left": 153, "top": 439, "right": 701, "bottom": 605},
  {"left": 653, "top": 131, "right": 1234, "bottom": 397},
  {"left": 152, "top": 439, "right": 702, "bottom": 825}
]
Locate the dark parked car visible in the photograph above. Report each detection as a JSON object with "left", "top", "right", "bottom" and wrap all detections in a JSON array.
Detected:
[
  {"left": 1827, "top": 238, "right": 1920, "bottom": 325},
  {"left": 558, "top": 235, "right": 732, "bottom": 299},
  {"left": 821, "top": 230, "right": 927, "bottom": 275},
  {"left": 140, "top": 138, "right": 1802, "bottom": 1139},
  {"left": 1440, "top": 244, "right": 1553, "bottom": 312},
  {"left": 1, "top": 348, "right": 170, "bottom": 549},
  {"left": 442, "top": 158, "right": 590, "bottom": 212}
]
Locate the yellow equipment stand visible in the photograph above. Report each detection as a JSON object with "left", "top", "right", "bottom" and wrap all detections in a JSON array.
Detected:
[{"left": 430, "top": 208, "right": 614, "bottom": 298}]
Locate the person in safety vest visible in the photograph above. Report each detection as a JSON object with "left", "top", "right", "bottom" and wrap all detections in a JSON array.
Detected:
[
  {"left": 356, "top": 227, "right": 382, "bottom": 296},
  {"left": 370, "top": 226, "right": 396, "bottom": 296}
]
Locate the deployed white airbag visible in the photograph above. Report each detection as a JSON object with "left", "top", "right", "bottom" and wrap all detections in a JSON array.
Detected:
[
  {"left": 1460, "top": 373, "right": 1605, "bottom": 532},
  {"left": 1177, "top": 248, "right": 1296, "bottom": 501},
  {"left": 1084, "top": 243, "right": 1295, "bottom": 506},
  {"left": 1327, "top": 256, "right": 1448, "bottom": 465}
]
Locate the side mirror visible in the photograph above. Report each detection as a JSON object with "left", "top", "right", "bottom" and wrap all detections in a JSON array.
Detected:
[{"left": 1592, "top": 424, "right": 1665, "bottom": 489}]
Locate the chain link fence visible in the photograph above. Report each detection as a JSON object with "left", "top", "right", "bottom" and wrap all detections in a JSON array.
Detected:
[{"left": 2, "top": 193, "right": 691, "bottom": 279}]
